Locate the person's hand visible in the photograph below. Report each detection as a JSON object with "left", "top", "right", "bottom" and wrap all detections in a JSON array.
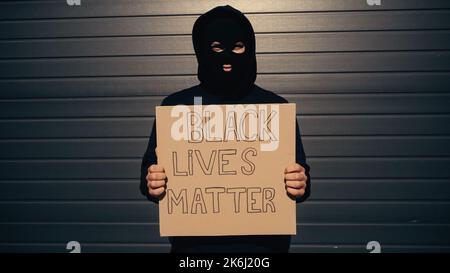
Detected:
[
  {"left": 284, "top": 163, "right": 307, "bottom": 198},
  {"left": 146, "top": 163, "right": 167, "bottom": 198}
]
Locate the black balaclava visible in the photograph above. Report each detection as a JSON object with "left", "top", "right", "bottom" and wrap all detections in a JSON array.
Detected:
[{"left": 192, "top": 5, "right": 257, "bottom": 100}]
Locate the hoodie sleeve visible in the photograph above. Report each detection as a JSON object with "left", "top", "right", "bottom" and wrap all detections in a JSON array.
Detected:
[
  {"left": 140, "top": 96, "right": 173, "bottom": 203},
  {"left": 295, "top": 119, "right": 311, "bottom": 203},
  {"left": 140, "top": 119, "right": 160, "bottom": 203}
]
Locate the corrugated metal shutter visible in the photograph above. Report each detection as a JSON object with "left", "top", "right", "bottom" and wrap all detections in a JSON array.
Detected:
[{"left": 1, "top": 0, "right": 449, "bottom": 252}]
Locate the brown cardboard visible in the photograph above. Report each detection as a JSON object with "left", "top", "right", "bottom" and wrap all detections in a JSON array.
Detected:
[{"left": 155, "top": 103, "right": 296, "bottom": 236}]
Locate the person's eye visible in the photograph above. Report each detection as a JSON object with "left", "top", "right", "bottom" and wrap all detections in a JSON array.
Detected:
[
  {"left": 232, "top": 42, "right": 245, "bottom": 54},
  {"left": 210, "top": 42, "right": 224, "bottom": 53}
]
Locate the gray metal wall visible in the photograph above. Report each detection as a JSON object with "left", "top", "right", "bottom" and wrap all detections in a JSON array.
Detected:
[{"left": 1, "top": 0, "right": 450, "bottom": 253}]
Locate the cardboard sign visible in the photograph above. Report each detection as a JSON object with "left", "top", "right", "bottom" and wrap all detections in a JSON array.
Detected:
[{"left": 155, "top": 103, "right": 296, "bottom": 236}]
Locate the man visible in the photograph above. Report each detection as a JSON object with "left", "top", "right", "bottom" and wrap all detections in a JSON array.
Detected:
[{"left": 140, "top": 5, "right": 311, "bottom": 253}]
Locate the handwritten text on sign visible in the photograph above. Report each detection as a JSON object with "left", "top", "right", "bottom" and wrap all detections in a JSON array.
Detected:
[{"left": 156, "top": 102, "right": 296, "bottom": 236}]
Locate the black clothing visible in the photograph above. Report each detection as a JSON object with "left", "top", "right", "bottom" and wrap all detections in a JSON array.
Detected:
[
  {"left": 139, "top": 5, "right": 311, "bottom": 253},
  {"left": 140, "top": 85, "right": 311, "bottom": 252}
]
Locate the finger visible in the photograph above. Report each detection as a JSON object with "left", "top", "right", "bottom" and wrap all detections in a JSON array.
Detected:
[
  {"left": 149, "top": 179, "right": 166, "bottom": 189},
  {"left": 285, "top": 180, "right": 306, "bottom": 189},
  {"left": 284, "top": 163, "right": 305, "bottom": 174},
  {"left": 286, "top": 187, "right": 305, "bottom": 197},
  {"left": 284, "top": 172, "right": 307, "bottom": 181},
  {"left": 149, "top": 164, "right": 164, "bottom": 173},
  {"left": 149, "top": 187, "right": 165, "bottom": 197},
  {"left": 149, "top": 172, "right": 166, "bottom": 181}
]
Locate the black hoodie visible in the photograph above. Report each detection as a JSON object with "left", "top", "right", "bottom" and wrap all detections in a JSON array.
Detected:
[{"left": 140, "top": 5, "right": 311, "bottom": 253}]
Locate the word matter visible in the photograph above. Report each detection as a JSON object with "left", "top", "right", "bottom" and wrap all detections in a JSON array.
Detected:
[{"left": 167, "top": 186, "right": 276, "bottom": 215}]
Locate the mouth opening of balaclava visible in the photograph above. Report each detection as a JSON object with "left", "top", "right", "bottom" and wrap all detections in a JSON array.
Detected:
[{"left": 192, "top": 5, "right": 257, "bottom": 100}]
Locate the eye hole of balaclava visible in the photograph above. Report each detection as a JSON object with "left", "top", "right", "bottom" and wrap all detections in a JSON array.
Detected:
[{"left": 211, "top": 41, "right": 245, "bottom": 54}]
